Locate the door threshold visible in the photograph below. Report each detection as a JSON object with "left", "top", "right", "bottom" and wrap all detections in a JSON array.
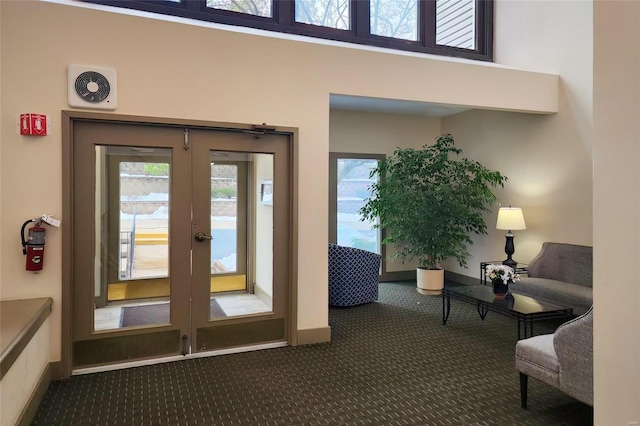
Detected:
[{"left": 72, "top": 341, "right": 288, "bottom": 376}]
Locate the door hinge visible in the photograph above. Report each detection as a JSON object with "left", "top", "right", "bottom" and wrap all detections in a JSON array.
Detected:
[{"left": 183, "top": 128, "right": 190, "bottom": 150}]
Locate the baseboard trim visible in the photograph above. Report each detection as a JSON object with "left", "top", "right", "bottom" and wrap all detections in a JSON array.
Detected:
[
  {"left": 380, "top": 270, "right": 416, "bottom": 282},
  {"left": 297, "top": 326, "right": 331, "bottom": 345},
  {"left": 17, "top": 363, "right": 51, "bottom": 426},
  {"left": 381, "top": 269, "right": 478, "bottom": 286},
  {"left": 49, "top": 361, "right": 63, "bottom": 381},
  {"left": 444, "top": 270, "right": 478, "bottom": 286}
]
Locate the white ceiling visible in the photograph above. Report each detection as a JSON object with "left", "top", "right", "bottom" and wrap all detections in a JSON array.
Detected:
[{"left": 330, "top": 94, "right": 471, "bottom": 117}]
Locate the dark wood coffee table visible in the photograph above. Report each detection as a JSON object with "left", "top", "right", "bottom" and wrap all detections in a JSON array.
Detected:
[{"left": 442, "top": 285, "right": 573, "bottom": 339}]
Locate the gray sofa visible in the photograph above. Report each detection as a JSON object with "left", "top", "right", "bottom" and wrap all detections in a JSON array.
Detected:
[
  {"left": 514, "top": 242, "right": 592, "bottom": 315},
  {"left": 515, "top": 306, "right": 593, "bottom": 407}
]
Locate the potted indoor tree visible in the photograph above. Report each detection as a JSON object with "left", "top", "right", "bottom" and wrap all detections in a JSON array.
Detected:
[{"left": 359, "top": 134, "right": 507, "bottom": 294}]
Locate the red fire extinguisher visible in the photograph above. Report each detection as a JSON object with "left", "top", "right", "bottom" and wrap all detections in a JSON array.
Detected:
[{"left": 21, "top": 219, "right": 46, "bottom": 272}]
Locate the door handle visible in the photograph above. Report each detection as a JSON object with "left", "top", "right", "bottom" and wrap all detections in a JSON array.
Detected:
[{"left": 194, "top": 232, "right": 213, "bottom": 242}]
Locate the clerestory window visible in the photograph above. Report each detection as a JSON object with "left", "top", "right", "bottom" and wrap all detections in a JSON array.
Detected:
[{"left": 84, "top": 0, "right": 492, "bottom": 61}]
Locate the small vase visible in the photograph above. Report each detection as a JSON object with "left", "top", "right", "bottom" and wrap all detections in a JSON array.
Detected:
[{"left": 492, "top": 280, "right": 509, "bottom": 297}]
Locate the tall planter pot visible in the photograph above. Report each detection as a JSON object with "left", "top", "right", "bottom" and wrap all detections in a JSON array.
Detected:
[{"left": 416, "top": 268, "right": 444, "bottom": 295}]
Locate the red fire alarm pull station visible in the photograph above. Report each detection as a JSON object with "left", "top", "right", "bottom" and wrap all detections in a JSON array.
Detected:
[{"left": 19, "top": 113, "right": 49, "bottom": 136}]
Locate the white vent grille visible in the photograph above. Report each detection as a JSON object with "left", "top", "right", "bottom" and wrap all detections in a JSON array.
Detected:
[{"left": 68, "top": 65, "right": 118, "bottom": 110}]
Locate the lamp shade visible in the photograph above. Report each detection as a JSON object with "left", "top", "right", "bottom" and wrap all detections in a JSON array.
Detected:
[{"left": 496, "top": 207, "right": 526, "bottom": 231}]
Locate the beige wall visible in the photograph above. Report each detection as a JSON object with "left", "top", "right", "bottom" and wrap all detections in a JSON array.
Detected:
[
  {"left": 593, "top": 1, "right": 640, "bottom": 423},
  {"left": 329, "top": 109, "right": 441, "bottom": 272},
  {"left": 0, "top": 0, "right": 556, "bottom": 359},
  {"left": 442, "top": 107, "right": 593, "bottom": 273},
  {"left": 442, "top": 0, "right": 593, "bottom": 276},
  {"left": 2, "top": 0, "right": 637, "bottom": 422},
  {"left": 331, "top": 110, "right": 593, "bottom": 277},
  {"left": 329, "top": 109, "right": 441, "bottom": 155}
]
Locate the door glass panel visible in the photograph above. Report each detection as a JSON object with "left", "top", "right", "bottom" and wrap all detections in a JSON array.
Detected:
[
  {"left": 120, "top": 161, "right": 170, "bottom": 279},
  {"left": 210, "top": 162, "right": 238, "bottom": 275},
  {"left": 208, "top": 151, "right": 273, "bottom": 319},
  {"left": 93, "top": 146, "right": 172, "bottom": 331},
  {"left": 336, "top": 158, "right": 381, "bottom": 254}
]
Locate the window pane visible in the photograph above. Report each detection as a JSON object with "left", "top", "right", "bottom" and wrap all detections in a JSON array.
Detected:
[
  {"left": 370, "top": 0, "right": 418, "bottom": 41},
  {"left": 119, "top": 159, "right": 171, "bottom": 281},
  {"left": 89, "top": 0, "right": 492, "bottom": 60},
  {"left": 295, "top": 0, "right": 350, "bottom": 30},
  {"left": 436, "top": 0, "right": 476, "bottom": 49},
  {"left": 207, "top": 0, "right": 272, "bottom": 18},
  {"left": 210, "top": 162, "right": 238, "bottom": 274},
  {"left": 336, "top": 158, "right": 380, "bottom": 254}
]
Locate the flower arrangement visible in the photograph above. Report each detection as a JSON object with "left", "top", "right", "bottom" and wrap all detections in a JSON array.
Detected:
[{"left": 485, "top": 264, "right": 520, "bottom": 284}]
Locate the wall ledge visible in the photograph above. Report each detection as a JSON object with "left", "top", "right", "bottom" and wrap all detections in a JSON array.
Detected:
[{"left": 0, "top": 297, "right": 53, "bottom": 379}]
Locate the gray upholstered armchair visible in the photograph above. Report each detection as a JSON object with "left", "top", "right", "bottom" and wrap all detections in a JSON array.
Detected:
[{"left": 515, "top": 306, "right": 593, "bottom": 408}]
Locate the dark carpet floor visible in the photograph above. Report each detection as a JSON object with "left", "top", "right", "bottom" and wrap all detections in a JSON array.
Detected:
[{"left": 32, "top": 281, "right": 592, "bottom": 425}]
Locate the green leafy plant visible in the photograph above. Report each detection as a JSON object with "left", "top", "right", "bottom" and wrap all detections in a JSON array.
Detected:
[{"left": 359, "top": 134, "right": 507, "bottom": 270}]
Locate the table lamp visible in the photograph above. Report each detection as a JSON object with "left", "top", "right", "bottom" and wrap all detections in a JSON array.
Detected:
[{"left": 496, "top": 206, "right": 526, "bottom": 268}]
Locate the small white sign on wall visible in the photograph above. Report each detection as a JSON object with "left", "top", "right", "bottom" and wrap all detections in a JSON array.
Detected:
[{"left": 260, "top": 180, "right": 273, "bottom": 206}]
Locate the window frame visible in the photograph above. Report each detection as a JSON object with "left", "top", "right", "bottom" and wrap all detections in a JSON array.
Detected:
[
  {"left": 83, "top": 0, "right": 493, "bottom": 61},
  {"left": 329, "top": 152, "right": 386, "bottom": 271}
]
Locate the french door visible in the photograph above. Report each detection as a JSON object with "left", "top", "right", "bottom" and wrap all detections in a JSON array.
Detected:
[{"left": 70, "top": 120, "right": 291, "bottom": 369}]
